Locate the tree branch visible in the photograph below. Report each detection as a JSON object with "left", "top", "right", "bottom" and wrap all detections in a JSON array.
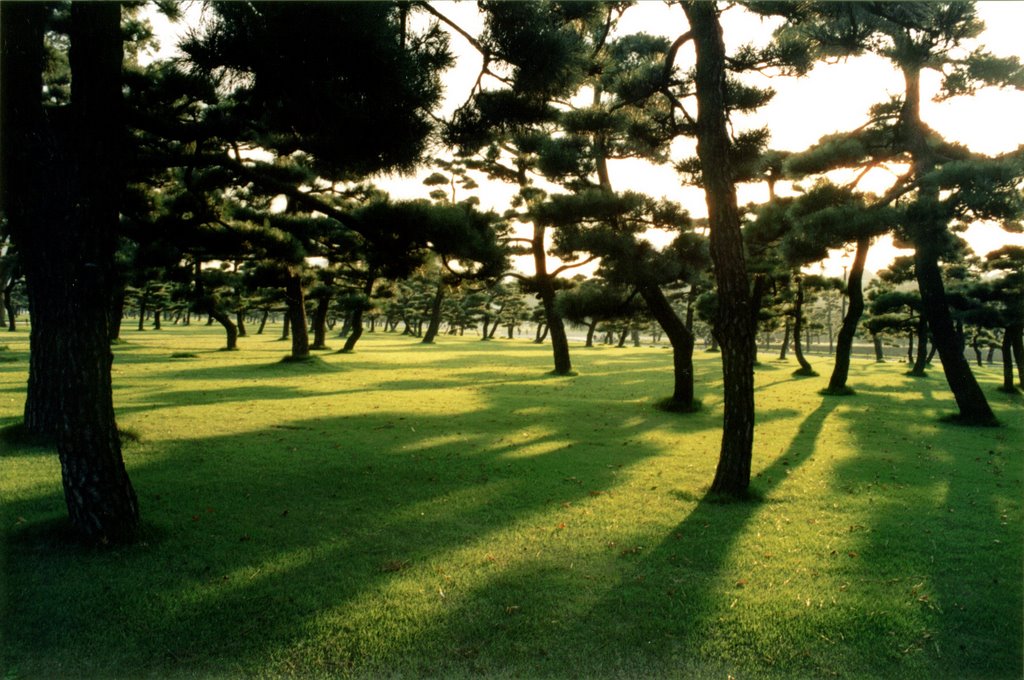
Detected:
[{"left": 552, "top": 254, "right": 598, "bottom": 277}]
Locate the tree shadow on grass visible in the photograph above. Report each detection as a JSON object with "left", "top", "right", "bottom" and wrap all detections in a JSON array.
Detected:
[
  {"left": 825, "top": 386, "right": 1024, "bottom": 678},
  {"left": 366, "top": 397, "right": 843, "bottom": 677},
  {"left": 2, "top": 360, "right": 723, "bottom": 678}
]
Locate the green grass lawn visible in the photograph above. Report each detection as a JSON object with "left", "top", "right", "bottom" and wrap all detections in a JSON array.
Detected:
[{"left": 2, "top": 324, "right": 1021, "bottom": 679}]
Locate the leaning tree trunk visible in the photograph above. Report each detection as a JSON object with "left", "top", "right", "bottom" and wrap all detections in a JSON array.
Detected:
[
  {"left": 532, "top": 224, "right": 572, "bottom": 374},
  {"left": 826, "top": 236, "right": 869, "bottom": 393},
  {"left": 340, "top": 308, "right": 364, "bottom": 353},
  {"left": 209, "top": 307, "right": 238, "bottom": 350},
  {"left": 909, "top": 316, "right": 929, "bottom": 377},
  {"left": 639, "top": 282, "right": 696, "bottom": 409},
  {"left": 256, "top": 309, "right": 269, "bottom": 335},
  {"left": 421, "top": 281, "right": 446, "bottom": 344},
  {"left": 778, "top": 320, "right": 790, "bottom": 360},
  {"left": 903, "top": 65, "right": 995, "bottom": 424},
  {"left": 792, "top": 275, "right": 815, "bottom": 375},
  {"left": 284, "top": 275, "right": 310, "bottom": 359},
  {"left": 685, "top": 2, "right": 757, "bottom": 496},
  {"left": 2, "top": 3, "right": 139, "bottom": 542}
]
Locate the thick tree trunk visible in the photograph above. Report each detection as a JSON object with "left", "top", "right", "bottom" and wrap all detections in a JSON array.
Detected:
[
  {"left": 421, "top": 281, "right": 445, "bottom": 344},
  {"left": 235, "top": 311, "right": 247, "bottom": 337},
  {"left": 872, "top": 334, "right": 885, "bottom": 362},
  {"left": 826, "top": 236, "right": 868, "bottom": 393},
  {"left": 792, "top": 276, "right": 814, "bottom": 375},
  {"left": 639, "top": 283, "right": 696, "bottom": 409},
  {"left": 686, "top": 2, "right": 756, "bottom": 496},
  {"left": 152, "top": 308, "right": 162, "bottom": 330},
  {"left": 284, "top": 275, "right": 309, "bottom": 359},
  {"left": 2, "top": 3, "right": 139, "bottom": 541},
  {"left": 585, "top": 321, "right": 597, "bottom": 347},
  {"left": 210, "top": 308, "right": 238, "bottom": 350}
]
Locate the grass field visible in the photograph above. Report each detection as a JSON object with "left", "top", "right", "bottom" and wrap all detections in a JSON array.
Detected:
[{"left": 1, "top": 324, "right": 1021, "bottom": 679}]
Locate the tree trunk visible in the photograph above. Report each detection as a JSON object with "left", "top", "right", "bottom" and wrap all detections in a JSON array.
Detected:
[
  {"left": 639, "top": 283, "right": 696, "bottom": 409},
  {"left": 1010, "top": 323, "right": 1024, "bottom": 389},
  {"left": 284, "top": 275, "right": 309, "bottom": 359},
  {"left": 909, "top": 317, "right": 929, "bottom": 376},
  {"left": 585, "top": 320, "right": 597, "bottom": 347},
  {"left": 685, "top": 2, "right": 757, "bottom": 496},
  {"left": 210, "top": 308, "right": 238, "bottom": 350},
  {"left": 280, "top": 312, "right": 290, "bottom": 340},
  {"left": 2, "top": 3, "right": 139, "bottom": 541},
  {"left": 1001, "top": 331, "right": 1016, "bottom": 392},
  {"left": 872, "top": 333, "right": 885, "bottom": 362},
  {"left": 532, "top": 223, "right": 572, "bottom": 374},
  {"left": 137, "top": 293, "right": 147, "bottom": 331},
  {"left": 903, "top": 64, "right": 995, "bottom": 424},
  {"left": 3, "top": 285, "right": 15, "bottom": 331},
  {"left": 792, "top": 276, "right": 814, "bottom": 375},
  {"left": 421, "top": 281, "right": 445, "bottom": 344},
  {"left": 257, "top": 309, "right": 269, "bottom": 335},
  {"left": 109, "top": 284, "right": 125, "bottom": 341},
  {"left": 826, "top": 236, "right": 868, "bottom": 393},
  {"left": 778, "top": 319, "right": 790, "bottom": 359},
  {"left": 309, "top": 295, "right": 330, "bottom": 349},
  {"left": 235, "top": 311, "right": 247, "bottom": 337},
  {"left": 341, "top": 309, "right": 363, "bottom": 352}
]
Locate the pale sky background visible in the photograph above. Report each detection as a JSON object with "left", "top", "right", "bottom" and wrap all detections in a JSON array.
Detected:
[{"left": 145, "top": 1, "right": 1024, "bottom": 279}]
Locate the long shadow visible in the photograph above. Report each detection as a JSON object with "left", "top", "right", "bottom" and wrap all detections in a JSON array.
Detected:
[
  {"left": 2, "top": 348, "right": 725, "bottom": 677},
  {"left": 826, "top": 383, "right": 1023, "bottom": 678},
  {"left": 388, "top": 398, "right": 842, "bottom": 677}
]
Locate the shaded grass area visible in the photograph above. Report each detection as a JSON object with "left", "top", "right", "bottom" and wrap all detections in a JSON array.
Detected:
[{"left": 1, "top": 324, "right": 1021, "bottom": 678}]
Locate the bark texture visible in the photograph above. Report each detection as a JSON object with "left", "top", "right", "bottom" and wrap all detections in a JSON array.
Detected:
[
  {"left": 1, "top": 3, "right": 139, "bottom": 542},
  {"left": 685, "top": 2, "right": 757, "bottom": 496}
]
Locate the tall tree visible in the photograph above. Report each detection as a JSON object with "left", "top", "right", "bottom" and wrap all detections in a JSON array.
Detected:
[
  {"left": 2, "top": 3, "right": 139, "bottom": 542},
  {"left": 776, "top": 2, "right": 1024, "bottom": 424}
]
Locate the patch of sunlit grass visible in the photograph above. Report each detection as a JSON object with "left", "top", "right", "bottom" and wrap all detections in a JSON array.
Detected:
[{"left": 1, "top": 323, "right": 1020, "bottom": 679}]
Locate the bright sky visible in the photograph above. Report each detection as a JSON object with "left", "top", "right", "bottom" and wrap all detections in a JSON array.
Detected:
[
  {"left": 376, "top": 1, "right": 1024, "bottom": 278},
  {"left": 144, "top": 1, "right": 1024, "bottom": 278}
]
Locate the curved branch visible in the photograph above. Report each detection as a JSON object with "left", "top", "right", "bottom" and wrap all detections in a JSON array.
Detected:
[{"left": 552, "top": 254, "right": 598, "bottom": 277}]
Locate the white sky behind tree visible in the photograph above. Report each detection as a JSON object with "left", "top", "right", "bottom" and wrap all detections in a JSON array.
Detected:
[{"left": 145, "top": 1, "right": 1024, "bottom": 278}]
